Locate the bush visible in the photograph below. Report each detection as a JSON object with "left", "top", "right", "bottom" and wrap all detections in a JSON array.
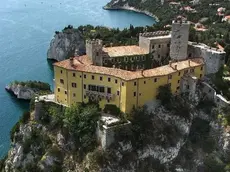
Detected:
[
  {"left": 156, "top": 84, "right": 172, "bottom": 107},
  {"left": 10, "top": 122, "right": 20, "bottom": 141},
  {"left": 103, "top": 104, "right": 121, "bottom": 116}
]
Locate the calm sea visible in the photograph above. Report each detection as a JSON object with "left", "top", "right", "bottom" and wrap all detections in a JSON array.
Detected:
[{"left": 0, "top": 0, "right": 155, "bottom": 157}]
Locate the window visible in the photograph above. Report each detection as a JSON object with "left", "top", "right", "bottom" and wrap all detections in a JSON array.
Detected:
[
  {"left": 60, "top": 79, "right": 64, "bottom": 84},
  {"left": 65, "top": 91, "right": 67, "bottom": 94},
  {"left": 137, "top": 56, "right": 140, "bottom": 61},
  {"left": 107, "top": 87, "right": 111, "bottom": 94},
  {"left": 168, "top": 75, "right": 172, "bottom": 79},
  {"left": 100, "top": 76, "right": 103, "bottom": 81},
  {"left": 133, "top": 92, "right": 136, "bottom": 97},
  {"left": 177, "top": 86, "right": 180, "bottom": 90},
  {"left": 154, "top": 78, "right": 157, "bottom": 82},
  {"left": 80, "top": 75, "right": 82, "bottom": 78},
  {"left": 144, "top": 81, "right": 146, "bottom": 84},
  {"left": 190, "top": 69, "right": 194, "bottom": 73},
  {"left": 117, "top": 91, "right": 120, "bottom": 96},
  {"left": 96, "top": 52, "right": 99, "bottom": 56},
  {"left": 200, "top": 74, "right": 203, "bottom": 78},
  {"left": 201, "top": 66, "right": 203, "bottom": 71},
  {"left": 84, "top": 95, "right": 86, "bottom": 99},
  {"left": 158, "top": 45, "right": 161, "bottom": 48},
  {"left": 84, "top": 74, "right": 86, "bottom": 79},
  {"left": 108, "top": 77, "right": 111, "bottom": 82},
  {"left": 115, "top": 79, "right": 117, "bottom": 84},
  {"left": 187, "top": 85, "right": 190, "bottom": 90},
  {"left": 72, "top": 83, "right": 77, "bottom": 88},
  {"left": 84, "top": 84, "right": 86, "bottom": 89},
  {"left": 122, "top": 82, "right": 124, "bottom": 86},
  {"left": 92, "top": 75, "right": 94, "bottom": 80},
  {"left": 209, "top": 89, "right": 212, "bottom": 93},
  {"left": 167, "top": 44, "right": 170, "bottom": 47},
  {"left": 58, "top": 88, "right": 60, "bottom": 92},
  {"left": 73, "top": 73, "right": 76, "bottom": 77},
  {"left": 178, "top": 72, "right": 181, "bottom": 76},
  {"left": 73, "top": 93, "right": 76, "bottom": 97},
  {"left": 99, "top": 86, "right": 105, "bottom": 93},
  {"left": 178, "top": 80, "right": 180, "bottom": 84},
  {"left": 134, "top": 81, "right": 137, "bottom": 86},
  {"left": 107, "top": 99, "right": 110, "bottom": 103},
  {"left": 184, "top": 70, "right": 188, "bottom": 74},
  {"left": 152, "top": 45, "right": 155, "bottom": 49},
  {"left": 60, "top": 70, "right": 62, "bottom": 74},
  {"left": 158, "top": 54, "right": 160, "bottom": 58}
]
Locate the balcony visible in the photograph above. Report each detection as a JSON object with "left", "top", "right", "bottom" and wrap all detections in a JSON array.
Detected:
[{"left": 85, "top": 90, "right": 114, "bottom": 100}]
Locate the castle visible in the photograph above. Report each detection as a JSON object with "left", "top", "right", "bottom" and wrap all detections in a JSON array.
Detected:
[{"left": 52, "top": 18, "right": 226, "bottom": 113}]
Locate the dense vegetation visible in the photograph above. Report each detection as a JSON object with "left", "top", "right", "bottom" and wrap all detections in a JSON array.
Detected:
[{"left": 12, "top": 80, "right": 50, "bottom": 91}]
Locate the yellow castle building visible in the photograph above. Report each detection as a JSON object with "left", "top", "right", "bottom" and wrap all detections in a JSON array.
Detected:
[{"left": 54, "top": 55, "right": 204, "bottom": 113}]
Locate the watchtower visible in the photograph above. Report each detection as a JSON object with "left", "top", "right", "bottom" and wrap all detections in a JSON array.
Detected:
[
  {"left": 170, "top": 18, "right": 190, "bottom": 61},
  {"left": 86, "top": 39, "right": 103, "bottom": 66}
]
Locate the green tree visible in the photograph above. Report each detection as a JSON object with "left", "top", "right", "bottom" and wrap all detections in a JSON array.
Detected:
[{"left": 156, "top": 84, "right": 172, "bottom": 106}]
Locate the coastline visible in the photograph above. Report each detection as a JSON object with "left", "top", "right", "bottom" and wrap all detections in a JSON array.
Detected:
[{"left": 103, "top": 5, "right": 159, "bottom": 22}]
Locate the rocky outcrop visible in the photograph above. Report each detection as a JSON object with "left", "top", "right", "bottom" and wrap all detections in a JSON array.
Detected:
[
  {"left": 5, "top": 81, "right": 51, "bottom": 100},
  {"left": 5, "top": 83, "right": 36, "bottom": 100},
  {"left": 47, "top": 28, "right": 85, "bottom": 61}
]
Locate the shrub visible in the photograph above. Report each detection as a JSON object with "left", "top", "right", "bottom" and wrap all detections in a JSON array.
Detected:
[
  {"left": 10, "top": 122, "right": 20, "bottom": 141},
  {"left": 103, "top": 104, "right": 121, "bottom": 116},
  {"left": 156, "top": 84, "right": 172, "bottom": 107}
]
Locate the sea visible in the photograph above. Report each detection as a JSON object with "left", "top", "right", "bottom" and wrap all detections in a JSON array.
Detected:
[{"left": 0, "top": 0, "right": 155, "bottom": 157}]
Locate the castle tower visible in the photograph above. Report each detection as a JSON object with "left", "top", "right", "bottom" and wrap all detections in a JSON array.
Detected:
[
  {"left": 86, "top": 39, "right": 103, "bottom": 66},
  {"left": 170, "top": 18, "right": 190, "bottom": 61}
]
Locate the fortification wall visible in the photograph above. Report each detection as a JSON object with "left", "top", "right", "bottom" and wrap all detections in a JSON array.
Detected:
[{"left": 188, "top": 42, "right": 225, "bottom": 74}]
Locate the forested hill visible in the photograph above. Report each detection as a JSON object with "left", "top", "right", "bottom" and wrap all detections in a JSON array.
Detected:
[{"left": 105, "top": 0, "right": 230, "bottom": 24}]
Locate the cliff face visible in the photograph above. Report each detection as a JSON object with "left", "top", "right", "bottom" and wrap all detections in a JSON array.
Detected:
[
  {"left": 2, "top": 100, "right": 230, "bottom": 172},
  {"left": 47, "top": 29, "right": 85, "bottom": 61},
  {"left": 5, "top": 84, "right": 36, "bottom": 100}
]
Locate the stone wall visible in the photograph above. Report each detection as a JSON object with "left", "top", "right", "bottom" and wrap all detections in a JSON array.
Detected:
[
  {"left": 180, "top": 75, "right": 198, "bottom": 100},
  {"left": 200, "top": 82, "right": 230, "bottom": 107},
  {"left": 187, "top": 42, "right": 226, "bottom": 75},
  {"left": 86, "top": 39, "right": 104, "bottom": 66}
]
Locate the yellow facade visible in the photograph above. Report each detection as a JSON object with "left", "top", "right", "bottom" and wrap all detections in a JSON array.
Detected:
[{"left": 54, "top": 59, "right": 204, "bottom": 114}]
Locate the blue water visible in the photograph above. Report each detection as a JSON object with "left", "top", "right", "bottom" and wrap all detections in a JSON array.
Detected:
[{"left": 0, "top": 0, "right": 155, "bottom": 157}]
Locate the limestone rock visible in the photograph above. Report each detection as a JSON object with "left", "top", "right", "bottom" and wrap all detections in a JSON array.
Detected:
[
  {"left": 5, "top": 83, "right": 35, "bottom": 100},
  {"left": 47, "top": 29, "right": 85, "bottom": 61}
]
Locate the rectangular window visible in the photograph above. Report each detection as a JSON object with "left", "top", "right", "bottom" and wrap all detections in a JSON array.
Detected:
[
  {"left": 178, "top": 72, "right": 181, "bottom": 76},
  {"left": 115, "top": 79, "right": 118, "bottom": 84},
  {"left": 152, "top": 45, "right": 155, "bottom": 49},
  {"left": 73, "top": 93, "right": 76, "bottom": 97},
  {"left": 100, "top": 76, "right": 103, "bottom": 81},
  {"left": 201, "top": 66, "right": 203, "bottom": 71},
  {"left": 73, "top": 73, "right": 76, "bottom": 77},
  {"left": 167, "top": 44, "right": 170, "bottom": 47},
  {"left": 92, "top": 75, "right": 94, "bottom": 80},
  {"left": 84, "top": 95, "right": 86, "bottom": 99},
  {"left": 99, "top": 86, "right": 105, "bottom": 93},
  {"left": 117, "top": 91, "right": 120, "bottom": 96},
  {"left": 154, "top": 78, "right": 157, "bottom": 83},
  {"left": 158, "top": 54, "right": 160, "bottom": 58},
  {"left": 168, "top": 75, "right": 172, "bottom": 79},
  {"left": 200, "top": 74, "right": 203, "bottom": 78},
  {"left": 72, "top": 83, "right": 77, "bottom": 88},
  {"left": 60, "top": 79, "right": 64, "bottom": 84},
  {"left": 108, "top": 77, "right": 111, "bottom": 82},
  {"left": 96, "top": 52, "right": 99, "bottom": 56},
  {"left": 184, "top": 70, "right": 188, "bottom": 74},
  {"left": 144, "top": 81, "right": 146, "bottom": 84},
  {"left": 58, "top": 88, "right": 60, "bottom": 92},
  {"left": 84, "top": 74, "right": 86, "bottom": 79},
  {"left": 122, "top": 82, "right": 124, "bottom": 86},
  {"left": 84, "top": 84, "right": 86, "bottom": 89},
  {"left": 178, "top": 80, "right": 180, "bottom": 83},
  {"left": 134, "top": 81, "right": 137, "bottom": 86},
  {"left": 107, "top": 87, "right": 111, "bottom": 94},
  {"left": 60, "top": 70, "right": 62, "bottom": 74},
  {"left": 158, "top": 45, "right": 161, "bottom": 48},
  {"left": 133, "top": 92, "right": 136, "bottom": 97},
  {"left": 177, "top": 86, "right": 180, "bottom": 90},
  {"left": 65, "top": 91, "right": 67, "bottom": 95}
]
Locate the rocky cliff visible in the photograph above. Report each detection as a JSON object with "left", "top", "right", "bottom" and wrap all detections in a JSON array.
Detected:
[
  {"left": 47, "top": 27, "right": 85, "bottom": 61},
  {"left": 5, "top": 81, "right": 51, "bottom": 100},
  {"left": 1, "top": 97, "right": 230, "bottom": 172}
]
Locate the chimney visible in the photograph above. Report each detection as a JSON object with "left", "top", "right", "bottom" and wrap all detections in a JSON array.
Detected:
[
  {"left": 70, "top": 57, "right": 74, "bottom": 67},
  {"left": 169, "top": 60, "right": 172, "bottom": 67},
  {"left": 174, "top": 64, "right": 177, "bottom": 70},
  {"left": 110, "top": 42, "right": 113, "bottom": 47}
]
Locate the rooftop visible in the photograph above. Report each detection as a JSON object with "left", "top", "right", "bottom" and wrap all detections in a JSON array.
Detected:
[
  {"left": 102, "top": 45, "right": 148, "bottom": 57},
  {"left": 54, "top": 56, "right": 204, "bottom": 81}
]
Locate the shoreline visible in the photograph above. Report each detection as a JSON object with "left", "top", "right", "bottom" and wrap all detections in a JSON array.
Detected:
[{"left": 103, "top": 5, "right": 159, "bottom": 22}]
